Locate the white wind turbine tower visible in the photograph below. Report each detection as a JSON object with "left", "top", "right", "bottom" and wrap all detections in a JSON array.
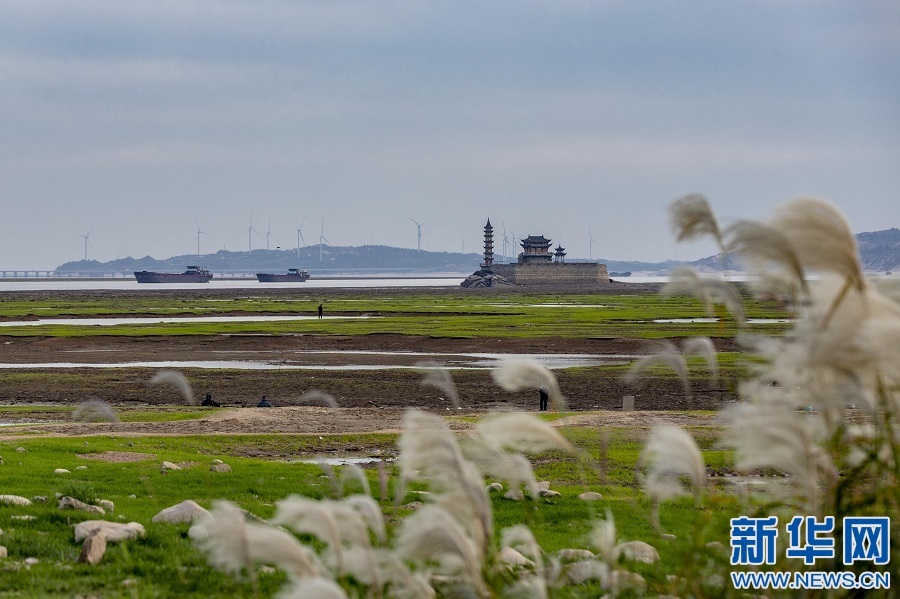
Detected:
[
  {"left": 79, "top": 226, "right": 93, "bottom": 261},
  {"left": 409, "top": 217, "right": 429, "bottom": 252},
  {"left": 589, "top": 227, "right": 599, "bottom": 261},
  {"left": 265, "top": 219, "right": 278, "bottom": 251},
  {"left": 460, "top": 234, "right": 473, "bottom": 254},
  {"left": 196, "top": 220, "right": 210, "bottom": 257},
  {"left": 501, "top": 222, "right": 511, "bottom": 263},
  {"left": 318, "top": 218, "right": 330, "bottom": 262},
  {"left": 246, "top": 214, "right": 260, "bottom": 253},
  {"left": 295, "top": 217, "right": 306, "bottom": 258}
]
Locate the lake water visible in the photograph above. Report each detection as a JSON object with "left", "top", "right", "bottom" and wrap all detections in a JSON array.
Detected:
[
  {"left": 0, "top": 315, "right": 375, "bottom": 327},
  {"left": 0, "top": 278, "right": 464, "bottom": 292}
]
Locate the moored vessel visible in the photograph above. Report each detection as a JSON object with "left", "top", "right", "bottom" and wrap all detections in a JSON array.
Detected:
[
  {"left": 256, "top": 268, "right": 310, "bottom": 282},
  {"left": 134, "top": 266, "right": 213, "bottom": 283}
]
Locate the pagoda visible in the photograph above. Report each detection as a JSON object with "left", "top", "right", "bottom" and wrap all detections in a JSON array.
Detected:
[
  {"left": 553, "top": 245, "right": 566, "bottom": 263},
  {"left": 518, "top": 235, "right": 553, "bottom": 264},
  {"left": 482, "top": 219, "right": 494, "bottom": 269}
]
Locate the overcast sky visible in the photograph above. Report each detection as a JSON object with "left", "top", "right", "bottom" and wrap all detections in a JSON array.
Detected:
[{"left": 1, "top": 1, "right": 898, "bottom": 269}]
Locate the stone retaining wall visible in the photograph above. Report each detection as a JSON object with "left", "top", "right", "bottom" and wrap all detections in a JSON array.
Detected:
[{"left": 491, "top": 263, "right": 610, "bottom": 286}]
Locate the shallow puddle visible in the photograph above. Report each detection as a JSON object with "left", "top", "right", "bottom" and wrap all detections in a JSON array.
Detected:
[{"left": 295, "top": 456, "right": 388, "bottom": 466}]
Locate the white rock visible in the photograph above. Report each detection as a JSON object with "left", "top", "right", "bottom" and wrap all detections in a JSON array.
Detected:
[
  {"left": 485, "top": 482, "right": 503, "bottom": 493},
  {"left": 617, "top": 541, "right": 660, "bottom": 564},
  {"left": 11, "top": 515, "right": 36, "bottom": 521},
  {"left": 0, "top": 528, "right": 4, "bottom": 536},
  {"left": 15, "top": 447, "right": 25, "bottom": 453},
  {"left": 75, "top": 466, "right": 88, "bottom": 470},
  {"left": 503, "top": 489, "right": 524, "bottom": 501},
  {"left": 564, "top": 560, "right": 609, "bottom": 584},
  {"left": 660, "top": 533, "right": 677, "bottom": 540},
  {"left": 78, "top": 529, "right": 107, "bottom": 565},
  {"left": 0, "top": 546, "right": 6, "bottom": 559},
  {"left": 557, "top": 548, "right": 595, "bottom": 562},
  {"left": 536, "top": 481, "right": 551, "bottom": 491},
  {"left": 32, "top": 496, "right": 48, "bottom": 503},
  {"left": 498, "top": 546, "right": 534, "bottom": 568},
  {"left": 54, "top": 468, "right": 71, "bottom": 474},
  {"left": 0, "top": 495, "right": 31, "bottom": 507},
  {"left": 74, "top": 521, "right": 146, "bottom": 543},
  {"left": 58, "top": 496, "right": 105, "bottom": 514},
  {"left": 161, "top": 461, "right": 181, "bottom": 471},
  {"left": 24, "top": 557, "right": 39, "bottom": 566},
  {"left": 578, "top": 492, "right": 603, "bottom": 501},
  {"left": 98, "top": 500, "right": 115, "bottom": 513},
  {"left": 209, "top": 463, "right": 232, "bottom": 473},
  {"left": 539, "top": 489, "right": 562, "bottom": 498},
  {"left": 128, "top": 494, "right": 137, "bottom": 499},
  {"left": 152, "top": 500, "right": 210, "bottom": 524},
  {"left": 210, "top": 459, "right": 224, "bottom": 465}
]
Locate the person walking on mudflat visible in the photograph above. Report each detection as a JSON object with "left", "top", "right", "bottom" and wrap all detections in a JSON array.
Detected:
[
  {"left": 539, "top": 386, "right": 549, "bottom": 411},
  {"left": 317, "top": 304, "right": 323, "bottom": 319}
]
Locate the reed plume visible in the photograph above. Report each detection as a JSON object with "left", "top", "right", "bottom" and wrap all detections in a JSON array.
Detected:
[
  {"left": 623, "top": 341, "right": 692, "bottom": 401},
  {"left": 276, "top": 576, "right": 349, "bottom": 599},
  {"left": 724, "top": 219, "right": 807, "bottom": 295},
  {"left": 492, "top": 359, "right": 566, "bottom": 411},
  {"left": 149, "top": 369, "right": 196, "bottom": 405},
  {"left": 638, "top": 424, "right": 706, "bottom": 506},
  {"left": 682, "top": 337, "right": 719, "bottom": 388},
  {"left": 662, "top": 266, "right": 746, "bottom": 324},
  {"left": 668, "top": 193, "right": 724, "bottom": 250},
  {"left": 72, "top": 400, "right": 120, "bottom": 424},
  {"left": 190, "top": 500, "right": 323, "bottom": 579},
  {"left": 417, "top": 362, "right": 460, "bottom": 409}
]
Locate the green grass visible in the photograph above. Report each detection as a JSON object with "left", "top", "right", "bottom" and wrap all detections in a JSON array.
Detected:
[
  {"left": 0, "top": 290, "right": 792, "bottom": 339},
  {"left": 0, "top": 406, "right": 221, "bottom": 424},
  {"left": 0, "top": 424, "right": 741, "bottom": 597}
]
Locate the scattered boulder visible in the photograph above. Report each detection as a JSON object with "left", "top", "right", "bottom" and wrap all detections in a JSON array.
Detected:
[
  {"left": 564, "top": 560, "right": 609, "bottom": 584},
  {"left": 152, "top": 500, "right": 210, "bottom": 524},
  {"left": 128, "top": 494, "right": 137, "bottom": 499},
  {"left": 58, "top": 496, "right": 105, "bottom": 515},
  {"left": 74, "top": 521, "right": 145, "bottom": 543},
  {"left": 15, "top": 447, "right": 25, "bottom": 453},
  {"left": 78, "top": 529, "right": 107, "bottom": 565},
  {"left": 618, "top": 541, "right": 660, "bottom": 564},
  {"left": 539, "top": 489, "right": 562, "bottom": 498},
  {"left": 11, "top": 515, "right": 36, "bottom": 521},
  {"left": 209, "top": 463, "right": 232, "bottom": 473},
  {"left": 504, "top": 489, "right": 524, "bottom": 501},
  {"left": 557, "top": 548, "right": 595, "bottom": 562},
  {"left": 24, "top": 557, "right": 39, "bottom": 566},
  {"left": 485, "top": 482, "right": 503, "bottom": 493},
  {"left": 0, "top": 546, "right": 6, "bottom": 559},
  {"left": 98, "top": 500, "right": 115, "bottom": 513},
  {"left": 0, "top": 495, "right": 31, "bottom": 507},
  {"left": 210, "top": 459, "right": 224, "bottom": 465},
  {"left": 660, "top": 533, "right": 677, "bottom": 541},
  {"left": 498, "top": 546, "right": 534, "bottom": 568},
  {"left": 75, "top": 466, "right": 87, "bottom": 470},
  {"left": 54, "top": 468, "right": 71, "bottom": 474},
  {"left": 32, "top": 496, "right": 47, "bottom": 503},
  {"left": 400, "top": 502, "right": 423, "bottom": 510},
  {"left": 578, "top": 492, "right": 603, "bottom": 501},
  {"left": 536, "top": 481, "right": 551, "bottom": 491},
  {"left": 161, "top": 461, "right": 181, "bottom": 471}
]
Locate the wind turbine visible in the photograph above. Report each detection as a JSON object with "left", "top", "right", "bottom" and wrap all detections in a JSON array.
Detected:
[
  {"left": 265, "top": 219, "right": 278, "bottom": 251},
  {"left": 196, "top": 220, "right": 210, "bottom": 257},
  {"left": 79, "top": 226, "right": 93, "bottom": 261},
  {"left": 460, "top": 234, "right": 473, "bottom": 254},
  {"left": 501, "top": 222, "right": 512, "bottom": 263},
  {"left": 409, "top": 217, "right": 429, "bottom": 252},
  {"left": 319, "top": 218, "right": 330, "bottom": 262},
  {"left": 246, "top": 214, "right": 260, "bottom": 253},
  {"left": 295, "top": 217, "right": 306, "bottom": 258},
  {"left": 589, "top": 227, "right": 599, "bottom": 261}
]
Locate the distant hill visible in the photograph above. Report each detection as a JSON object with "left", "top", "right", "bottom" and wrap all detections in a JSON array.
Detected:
[{"left": 54, "top": 229, "right": 899, "bottom": 275}]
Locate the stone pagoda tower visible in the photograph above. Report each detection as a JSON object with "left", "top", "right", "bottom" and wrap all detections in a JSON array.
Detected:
[{"left": 481, "top": 219, "right": 494, "bottom": 269}]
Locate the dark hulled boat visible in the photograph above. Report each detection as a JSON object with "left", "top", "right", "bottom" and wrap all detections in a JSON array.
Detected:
[
  {"left": 134, "top": 266, "right": 213, "bottom": 283},
  {"left": 256, "top": 268, "right": 310, "bottom": 282}
]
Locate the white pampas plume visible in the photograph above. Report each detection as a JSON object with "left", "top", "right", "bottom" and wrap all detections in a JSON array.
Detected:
[
  {"left": 623, "top": 341, "right": 692, "bottom": 401},
  {"left": 72, "top": 400, "right": 120, "bottom": 424},
  {"left": 501, "top": 524, "right": 545, "bottom": 573},
  {"left": 492, "top": 359, "right": 566, "bottom": 411},
  {"left": 150, "top": 370, "right": 196, "bottom": 405},
  {"left": 396, "top": 504, "right": 485, "bottom": 592},
  {"left": 339, "top": 464, "right": 371, "bottom": 497},
  {"left": 638, "top": 425, "right": 706, "bottom": 506},
  {"left": 475, "top": 412, "right": 574, "bottom": 453},
  {"left": 341, "top": 494, "right": 386, "bottom": 544},
  {"left": 662, "top": 267, "right": 746, "bottom": 324},
  {"left": 276, "top": 576, "right": 349, "bottom": 599},
  {"left": 719, "top": 402, "right": 836, "bottom": 516},
  {"left": 724, "top": 219, "right": 807, "bottom": 295},
  {"left": 189, "top": 500, "right": 322, "bottom": 579},
  {"left": 397, "top": 410, "right": 493, "bottom": 553},
  {"left": 587, "top": 509, "right": 620, "bottom": 565},
  {"left": 682, "top": 337, "right": 719, "bottom": 388},
  {"left": 772, "top": 197, "right": 864, "bottom": 290},
  {"left": 466, "top": 445, "right": 539, "bottom": 497},
  {"left": 669, "top": 193, "right": 724, "bottom": 251},
  {"left": 418, "top": 362, "right": 460, "bottom": 409},
  {"left": 271, "top": 495, "right": 370, "bottom": 573}
]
